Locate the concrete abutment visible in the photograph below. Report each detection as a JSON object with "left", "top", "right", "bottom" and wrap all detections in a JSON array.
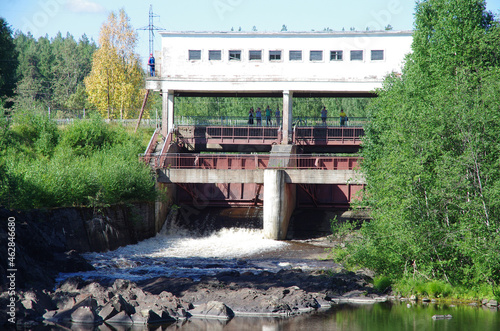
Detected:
[{"left": 263, "top": 169, "right": 296, "bottom": 239}]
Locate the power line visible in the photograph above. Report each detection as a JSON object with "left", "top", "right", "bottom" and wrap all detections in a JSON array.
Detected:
[{"left": 137, "top": 5, "right": 164, "bottom": 56}]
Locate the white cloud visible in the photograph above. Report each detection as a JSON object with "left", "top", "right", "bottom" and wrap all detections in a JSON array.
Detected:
[{"left": 66, "top": 0, "right": 106, "bottom": 13}]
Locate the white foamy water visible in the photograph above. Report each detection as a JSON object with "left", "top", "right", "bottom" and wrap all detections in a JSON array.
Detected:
[
  {"left": 57, "top": 227, "right": 291, "bottom": 283},
  {"left": 113, "top": 227, "right": 288, "bottom": 259}
]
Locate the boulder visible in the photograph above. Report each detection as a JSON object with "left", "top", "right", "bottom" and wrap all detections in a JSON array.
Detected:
[
  {"left": 105, "top": 310, "right": 133, "bottom": 325},
  {"left": 189, "top": 301, "right": 234, "bottom": 320},
  {"left": 131, "top": 309, "right": 164, "bottom": 325},
  {"left": 487, "top": 300, "right": 498, "bottom": 308},
  {"left": 71, "top": 306, "right": 103, "bottom": 324},
  {"left": 98, "top": 301, "right": 119, "bottom": 321}
]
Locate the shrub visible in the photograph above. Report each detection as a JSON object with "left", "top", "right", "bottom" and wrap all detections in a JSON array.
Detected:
[{"left": 373, "top": 276, "right": 392, "bottom": 293}]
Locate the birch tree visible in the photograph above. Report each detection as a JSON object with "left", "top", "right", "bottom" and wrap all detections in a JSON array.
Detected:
[{"left": 85, "top": 9, "right": 143, "bottom": 119}]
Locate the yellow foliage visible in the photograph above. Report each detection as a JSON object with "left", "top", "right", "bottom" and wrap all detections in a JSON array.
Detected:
[{"left": 85, "top": 9, "right": 144, "bottom": 119}]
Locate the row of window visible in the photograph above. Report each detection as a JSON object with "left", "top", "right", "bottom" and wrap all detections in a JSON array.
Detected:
[{"left": 188, "top": 49, "right": 385, "bottom": 62}]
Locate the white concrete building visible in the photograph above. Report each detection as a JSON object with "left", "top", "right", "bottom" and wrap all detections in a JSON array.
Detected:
[{"left": 146, "top": 31, "right": 413, "bottom": 139}]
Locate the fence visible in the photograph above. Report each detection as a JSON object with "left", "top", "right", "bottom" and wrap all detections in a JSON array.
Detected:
[{"left": 140, "top": 153, "right": 360, "bottom": 170}]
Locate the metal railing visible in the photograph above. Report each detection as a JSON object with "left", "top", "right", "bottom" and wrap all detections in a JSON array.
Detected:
[
  {"left": 140, "top": 153, "right": 360, "bottom": 170},
  {"left": 293, "top": 126, "right": 364, "bottom": 145},
  {"left": 177, "top": 125, "right": 282, "bottom": 145},
  {"left": 176, "top": 116, "right": 368, "bottom": 127}
]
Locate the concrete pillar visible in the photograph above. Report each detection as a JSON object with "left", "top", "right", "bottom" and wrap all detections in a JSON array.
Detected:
[
  {"left": 282, "top": 90, "right": 293, "bottom": 145},
  {"left": 263, "top": 169, "right": 296, "bottom": 240},
  {"left": 161, "top": 90, "right": 175, "bottom": 137}
]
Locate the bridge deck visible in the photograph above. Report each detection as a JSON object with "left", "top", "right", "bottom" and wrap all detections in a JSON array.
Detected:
[{"left": 175, "top": 125, "right": 364, "bottom": 147}]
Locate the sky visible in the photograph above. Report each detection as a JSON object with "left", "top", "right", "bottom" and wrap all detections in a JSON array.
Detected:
[{"left": 1, "top": 0, "right": 499, "bottom": 67}]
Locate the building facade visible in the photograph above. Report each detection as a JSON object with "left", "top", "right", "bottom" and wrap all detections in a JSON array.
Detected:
[{"left": 146, "top": 31, "right": 413, "bottom": 139}]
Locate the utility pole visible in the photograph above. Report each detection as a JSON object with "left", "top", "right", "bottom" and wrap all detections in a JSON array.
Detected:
[{"left": 138, "top": 5, "right": 164, "bottom": 56}]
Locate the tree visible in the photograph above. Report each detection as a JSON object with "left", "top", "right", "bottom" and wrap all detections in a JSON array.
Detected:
[
  {"left": 13, "top": 31, "right": 96, "bottom": 114},
  {"left": 85, "top": 9, "right": 144, "bottom": 119},
  {"left": 336, "top": 0, "right": 500, "bottom": 289},
  {"left": 0, "top": 18, "right": 18, "bottom": 108}
]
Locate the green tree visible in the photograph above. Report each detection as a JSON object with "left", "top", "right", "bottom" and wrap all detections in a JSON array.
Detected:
[
  {"left": 85, "top": 9, "right": 144, "bottom": 119},
  {"left": 0, "top": 18, "right": 18, "bottom": 108},
  {"left": 336, "top": 0, "right": 500, "bottom": 288}
]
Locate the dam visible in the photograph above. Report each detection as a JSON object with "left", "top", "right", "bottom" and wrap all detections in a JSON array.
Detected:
[{"left": 141, "top": 30, "right": 412, "bottom": 239}]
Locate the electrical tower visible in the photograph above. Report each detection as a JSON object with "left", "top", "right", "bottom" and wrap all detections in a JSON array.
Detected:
[{"left": 138, "top": 5, "right": 164, "bottom": 56}]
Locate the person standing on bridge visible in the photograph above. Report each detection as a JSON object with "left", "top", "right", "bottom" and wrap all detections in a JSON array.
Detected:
[
  {"left": 148, "top": 54, "right": 155, "bottom": 77},
  {"left": 256, "top": 108, "right": 262, "bottom": 126},
  {"left": 265, "top": 105, "right": 272, "bottom": 126},
  {"left": 275, "top": 106, "right": 280, "bottom": 127},
  {"left": 321, "top": 106, "right": 327, "bottom": 125},
  {"left": 248, "top": 107, "right": 254, "bottom": 125},
  {"left": 340, "top": 109, "right": 347, "bottom": 126}
]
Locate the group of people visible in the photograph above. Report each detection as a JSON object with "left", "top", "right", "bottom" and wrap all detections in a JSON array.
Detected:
[
  {"left": 248, "top": 106, "right": 280, "bottom": 126},
  {"left": 321, "top": 106, "right": 349, "bottom": 126},
  {"left": 248, "top": 106, "right": 349, "bottom": 126}
]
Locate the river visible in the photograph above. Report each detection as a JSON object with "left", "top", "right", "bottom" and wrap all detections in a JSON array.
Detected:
[{"left": 52, "top": 210, "right": 499, "bottom": 330}]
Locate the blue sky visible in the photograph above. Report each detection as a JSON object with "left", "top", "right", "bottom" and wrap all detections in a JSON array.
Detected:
[{"left": 1, "top": 0, "right": 499, "bottom": 66}]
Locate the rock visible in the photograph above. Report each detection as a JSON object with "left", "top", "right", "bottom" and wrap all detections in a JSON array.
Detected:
[
  {"left": 487, "top": 300, "right": 498, "bottom": 308},
  {"left": 98, "top": 301, "right": 119, "bottom": 320},
  {"left": 43, "top": 294, "right": 98, "bottom": 323},
  {"left": 57, "top": 276, "right": 87, "bottom": 293},
  {"left": 482, "top": 299, "right": 489, "bottom": 305},
  {"left": 112, "top": 279, "right": 132, "bottom": 292},
  {"left": 111, "top": 294, "right": 136, "bottom": 315},
  {"left": 106, "top": 311, "right": 133, "bottom": 325},
  {"left": 53, "top": 250, "right": 95, "bottom": 273},
  {"left": 71, "top": 306, "right": 103, "bottom": 324},
  {"left": 422, "top": 298, "right": 431, "bottom": 302},
  {"left": 409, "top": 295, "right": 417, "bottom": 301},
  {"left": 189, "top": 301, "right": 234, "bottom": 320},
  {"left": 432, "top": 314, "right": 452, "bottom": 320},
  {"left": 130, "top": 309, "right": 166, "bottom": 325},
  {"left": 19, "top": 290, "right": 55, "bottom": 315}
]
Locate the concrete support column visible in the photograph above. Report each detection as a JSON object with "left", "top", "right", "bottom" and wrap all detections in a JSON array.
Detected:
[
  {"left": 161, "top": 90, "right": 175, "bottom": 137},
  {"left": 282, "top": 90, "right": 293, "bottom": 145},
  {"left": 263, "top": 169, "right": 296, "bottom": 240}
]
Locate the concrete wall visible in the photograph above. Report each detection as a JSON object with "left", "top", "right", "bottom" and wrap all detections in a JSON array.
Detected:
[
  {"left": 158, "top": 168, "right": 364, "bottom": 184},
  {"left": 148, "top": 31, "right": 413, "bottom": 93}
]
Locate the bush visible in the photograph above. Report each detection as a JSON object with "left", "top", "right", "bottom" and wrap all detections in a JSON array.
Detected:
[
  {"left": 0, "top": 115, "right": 156, "bottom": 209},
  {"left": 373, "top": 276, "right": 392, "bottom": 293},
  {"left": 60, "top": 115, "right": 113, "bottom": 156},
  {"left": 10, "top": 112, "right": 59, "bottom": 157}
]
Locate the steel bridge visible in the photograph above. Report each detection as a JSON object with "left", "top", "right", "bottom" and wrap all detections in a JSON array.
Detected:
[{"left": 142, "top": 119, "right": 367, "bottom": 239}]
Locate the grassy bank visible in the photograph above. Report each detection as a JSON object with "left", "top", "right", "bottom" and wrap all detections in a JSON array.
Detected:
[
  {"left": 0, "top": 112, "right": 157, "bottom": 210},
  {"left": 329, "top": 220, "right": 500, "bottom": 303}
]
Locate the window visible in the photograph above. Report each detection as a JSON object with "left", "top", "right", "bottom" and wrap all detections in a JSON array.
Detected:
[
  {"left": 209, "top": 50, "right": 221, "bottom": 61},
  {"left": 249, "top": 50, "right": 262, "bottom": 60},
  {"left": 229, "top": 50, "right": 241, "bottom": 61},
  {"left": 350, "top": 50, "right": 363, "bottom": 61},
  {"left": 289, "top": 50, "right": 302, "bottom": 61},
  {"left": 330, "top": 50, "right": 343, "bottom": 61},
  {"left": 269, "top": 50, "right": 282, "bottom": 61},
  {"left": 310, "top": 50, "right": 323, "bottom": 61},
  {"left": 189, "top": 50, "right": 201, "bottom": 60},
  {"left": 371, "top": 50, "right": 384, "bottom": 61}
]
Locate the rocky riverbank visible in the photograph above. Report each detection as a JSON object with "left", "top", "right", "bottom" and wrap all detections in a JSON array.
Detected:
[
  {"left": 1, "top": 206, "right": 391, "bottom": 328},
  {"left": 3, "top": 267, "right": 387, "bottom": 328}
]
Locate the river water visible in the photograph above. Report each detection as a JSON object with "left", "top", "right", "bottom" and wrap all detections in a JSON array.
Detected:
[{"left": 52, "top": 210, "right": 499, "bottom": 330}]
